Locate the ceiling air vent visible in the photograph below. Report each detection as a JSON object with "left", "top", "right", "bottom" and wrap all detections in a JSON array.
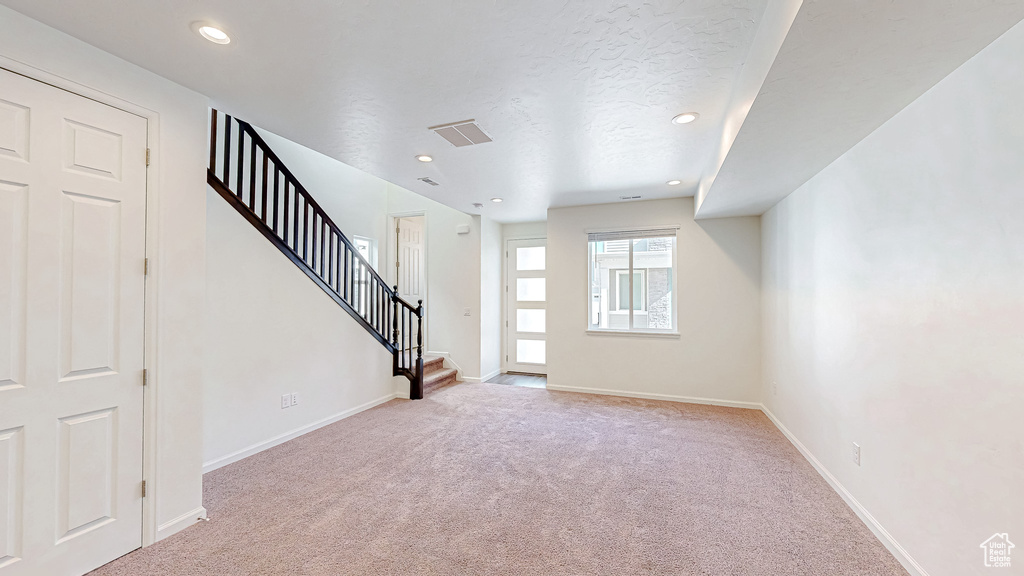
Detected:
[
  {"left": 619, "top": 195, "right": 642, "bottom": 201},
  {"left": 418, "top": 177, "right": 440, "bottom": 186},
  {"left": 429, "top": 120, "right": 492, "bottom": 147}
]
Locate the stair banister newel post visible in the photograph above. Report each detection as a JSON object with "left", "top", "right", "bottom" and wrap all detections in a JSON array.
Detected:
[
  {"left": 392, "top": 285, "right": 400, "bottom": 378},
  {"left": 411, "top": 300, "right": 424, "bottom": 401}
]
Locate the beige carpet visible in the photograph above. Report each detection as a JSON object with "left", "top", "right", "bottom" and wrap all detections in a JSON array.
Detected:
[{"left": 91, "top": 384, "right": 908, "bottom": 575}]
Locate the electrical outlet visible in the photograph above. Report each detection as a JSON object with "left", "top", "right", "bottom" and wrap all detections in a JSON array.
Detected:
[
  {"left": 281, "top": 394, "right": 291, "bottom": 409},
  {"left": 463, "top": 307, "right": 472, "bottom": 317},
  {"left": 852, "top": 443, "right": 861, "bottom": 466},
  {"left": 291, "top": 393, "right": 299, "bottom": 406},
  {"left": 770, "top": 381, "right": 777, "bottom": 396}
]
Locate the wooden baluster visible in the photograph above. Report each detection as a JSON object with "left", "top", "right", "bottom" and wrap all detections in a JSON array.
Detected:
[
  {"left": 311, "top": 213, "right": 318, "bottom": 273},
  {"left": 343, "top": 245, "right": 350, "bottom": 301},
  {"left": 272, "top": 168, "right": 280, "bottom": 234},
  {"left": 328, "top": 229, "right": 335, "bottom": 291},
  {"left": 282, "top": 181, "right": 291, "bottom": 247},
  {"left": 260, "top": 153, "right": 269, "bottom": 222},
  {"left": 292, "top": 183, "right": 300, "bottom": 251},
  {"left": 209, "top": 109, "right": 218, "bottom": 173},
  {"left": 249, "top": 137, "right": 258, "bottom": 210},
  {"left": 236, "top": 129, "right": 245, "bottom": 198},
  {"left": 302, "top": 200, "right": 309, "bottom": 263},
  {"left": 222, "top": 115, "right": 232, "bottom": 184},
  {"left": 320, "top": 219, "right": 327, "bottom": 278}
]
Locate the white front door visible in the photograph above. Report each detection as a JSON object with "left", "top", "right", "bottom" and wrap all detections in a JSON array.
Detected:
[
  {"left": 0, "top": 68, "right": 148, "bottom": 576},
  {"left": 506, "top": 239, "right": 547, "bottom": 375}
]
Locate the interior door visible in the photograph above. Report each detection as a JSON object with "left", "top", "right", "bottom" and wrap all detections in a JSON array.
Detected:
[
  {"left": 0, "top": 68, "right": 148, "bottom": 576},
  {"left": 506, "top": 239, "right": 547, "bottom": 375},
  {"left": 396, "top": 216, "right": 425, "bottom": 351},
  {"left": 396, "top": 216, "right": 424, "bottom": 303}
]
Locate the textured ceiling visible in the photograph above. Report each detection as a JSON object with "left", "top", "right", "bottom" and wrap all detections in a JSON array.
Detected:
[
  {"left": 696, "top": 0, "right": 1024, "bottom": 218},
  {"left": 3, "top": 0, "right": 1021, "bottom": 221},
  {"left": 0, "top": 0, "right": 770, "bottom": 222}
]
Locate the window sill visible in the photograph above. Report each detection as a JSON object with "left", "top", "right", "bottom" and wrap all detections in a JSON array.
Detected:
[{"left": 586, "top": 329, "right": 680, "bottom": 339}]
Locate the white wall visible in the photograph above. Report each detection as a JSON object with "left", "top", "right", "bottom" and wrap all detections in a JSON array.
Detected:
[
  {"left": 480, "top": 216, "right": 502, "bottom": 381},
  {"left": 761, "top": 20, "right": 1024, "bottom": 576},
  {"left": 546, "top": 199, "right": 761, "bottom": 404},
  {"left": 255, "top": 128, "right": 390, "bottom": 252},
  {"left": 387, "top": 185, "right": 483, "bottom": 378},
  {"left": 203, "top": 188, "right": 397, "bottom": 471},
  {"left": 0, "top": 6, "right": 209, "bottom": 542}
]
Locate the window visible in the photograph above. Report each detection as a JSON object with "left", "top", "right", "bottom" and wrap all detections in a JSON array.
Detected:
[
  {"left": 353, "top": 235, "right": 377, "bottom": 269},
  {"left": 588, "top": 229, "right": 676, "bottom": 332}
]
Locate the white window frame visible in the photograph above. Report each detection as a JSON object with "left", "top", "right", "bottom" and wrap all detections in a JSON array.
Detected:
[
  {"left": 352, "top": 235, "right": 378, "bottom": 269},
  {"left": 587, "top": 226, "right": 679, "bottom": 337}
]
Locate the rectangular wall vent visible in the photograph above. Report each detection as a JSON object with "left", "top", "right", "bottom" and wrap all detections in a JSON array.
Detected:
[
  {"left": 418, "top": 177, "right": 440, "bottom": 186},
  {"left": 619, "top": 195, "right": 642, "bottom": 201},
  {"left": 429, "top": 119, "right": 492, "bottom": 147}
]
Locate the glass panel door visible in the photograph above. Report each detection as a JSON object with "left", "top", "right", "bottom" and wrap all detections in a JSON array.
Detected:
[{"left": 506, "top": 238, "right": 547, "bottom": 375}]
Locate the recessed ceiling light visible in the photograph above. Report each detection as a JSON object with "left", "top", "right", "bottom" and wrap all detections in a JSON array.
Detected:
[
  {"left": 491, "top": 198, "right": 503, "bottom": 203},
  {"left": 192, "top": 22, "right": 231, "bottom": 45},
  {"left": 416, "top": 155, "right": 433, "bottom": 162},
  {"left": 671, "top": 112, "right": 699, "bottom": 125},
  {"left": 667, "top": 180, "right": 682, "bottom": 186}
]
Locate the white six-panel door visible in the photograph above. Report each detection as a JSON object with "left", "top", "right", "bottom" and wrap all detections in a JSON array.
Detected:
[{"left": 0, "top": 68, "right": 148, "bottom": 576}]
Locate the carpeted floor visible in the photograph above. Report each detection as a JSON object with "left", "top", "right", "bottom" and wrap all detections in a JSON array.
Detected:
[{"left": 90, "top": 383, "right": 908, "bottom": 575}]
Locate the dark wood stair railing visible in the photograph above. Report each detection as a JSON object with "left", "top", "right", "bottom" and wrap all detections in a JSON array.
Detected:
[{"left": 207, "top": 109, "right": 425, "bottom": 399}]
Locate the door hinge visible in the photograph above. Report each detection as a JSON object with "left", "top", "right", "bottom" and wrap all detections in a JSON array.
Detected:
[
  {"left": 141, "top": 480, "right": 147, "bottom": 498},
  {"left": 144, "top": 258, "right": 149, "bottom": 276},
  {"left": 145, "top": 148, "right": 151, "bottom": 166},
  {"left": 142, "top": 369, "right": 149, "bottom": 386}
]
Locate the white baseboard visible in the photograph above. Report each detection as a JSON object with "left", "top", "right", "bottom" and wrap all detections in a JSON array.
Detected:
[
  {"left": 202, "top": 393, "right": 397, "bottom": 474},
  {"left": 464, "top": 369, "right": 500, "bottom": 383},
  {"left": 155, "top": 506, "right": 207, "bottom": 542},
  {"left": 545, "top": 384, "right": 762, "bottom": 410},
  {"left": 759, "top": 405, "right": 928, "bottom": 576}
]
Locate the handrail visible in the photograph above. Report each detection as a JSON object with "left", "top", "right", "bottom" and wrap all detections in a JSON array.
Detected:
[{"left": 208, "top": 109, "right": 425, "bottom": 399}]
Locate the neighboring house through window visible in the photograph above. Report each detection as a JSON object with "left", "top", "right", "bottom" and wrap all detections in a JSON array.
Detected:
[{"left": 588, "top": 228, "right": 677, "bottom": 333}]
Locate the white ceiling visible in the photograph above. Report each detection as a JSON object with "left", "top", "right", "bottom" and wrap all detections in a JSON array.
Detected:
[
  {"left": 696, "top": 0, "right": 1024, "bottom": 218},
  {"left": 2, "top": 0, "right": 1021, "bottom": 222}
]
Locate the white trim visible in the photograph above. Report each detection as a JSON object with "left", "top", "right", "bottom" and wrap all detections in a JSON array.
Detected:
[
  {"left": 759, "top": 405, "right": 929, "bottom": 576},
  {"left": 0, "top": 56, "right": 165, "bottom": 547},
  {"left": 545, "top": 384, "right": 761, "bottom": 410},
  {"left": 201, "top": 393, "right": 397, "bottom": 474},
  {"left": 586, "top": 329, "right": 681, "bottom": 339},
  {"left": 155, "top": 506, "right": 207, "bottom": 542},
  {"left": 584, "top": 224, "right": 681, "bottom": 234},
  {"left": 425, "top": 351, "right": 465, "bottom": 381}
]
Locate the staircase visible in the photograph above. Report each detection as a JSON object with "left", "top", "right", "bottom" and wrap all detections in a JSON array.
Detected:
[
  {"left": 207, "top": 109, "right": 428, "bottom": 399},
  {"left": 422, "top": 356, "right": 459, "bottom": 394}
]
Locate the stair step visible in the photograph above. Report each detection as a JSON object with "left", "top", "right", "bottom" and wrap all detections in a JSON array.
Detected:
[
  {"left": 423, "top": 367, "right": 458, "bottom": 389},
  {"left": 422, "top": 355, "right": 446, "bottom": 374}
]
